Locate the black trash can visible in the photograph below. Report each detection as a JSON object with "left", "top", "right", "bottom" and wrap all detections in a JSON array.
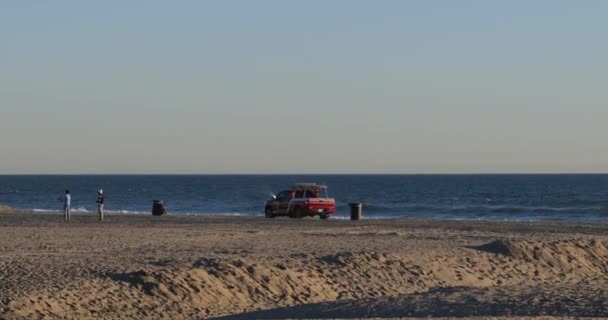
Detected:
[
  {"left": 349, "top": 203, "right": 363, "bottom": 220},
  {"left": 152, "top": 200, "right": 167, "bottom": 216}
]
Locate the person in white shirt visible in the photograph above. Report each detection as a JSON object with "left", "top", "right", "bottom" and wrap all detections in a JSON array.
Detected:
[{"left": 59, "top": 190, "right": 71, "bottom": 222}]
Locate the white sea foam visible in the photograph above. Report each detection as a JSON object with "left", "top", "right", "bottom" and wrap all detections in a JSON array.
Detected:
[
  {"left": 32, "top": 207, "right": 91, "bottom": 213},
  {"left": 32, "top": 208, "right": 56, "bottom": 213},
  {"left": 105, "top": 210, "right": 149, "bottom": 215}
]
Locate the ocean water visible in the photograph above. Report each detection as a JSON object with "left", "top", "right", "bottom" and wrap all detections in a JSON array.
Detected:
[{"left": 1, "top": 175, "right": 608, "bottom": 221}]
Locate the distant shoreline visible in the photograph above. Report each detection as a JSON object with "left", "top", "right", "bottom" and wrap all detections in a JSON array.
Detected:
[
  {"left": 2, "top": 173, "right": 608, "bottom": 175},
  {"left": 4, "top": 209, "right": 608, "bottom": 229},
  {"left": 5, "top": 207, "right": 608, "bottom": 223}
]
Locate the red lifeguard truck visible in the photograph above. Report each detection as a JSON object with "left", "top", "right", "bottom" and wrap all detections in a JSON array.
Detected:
[{"left": 265, "top": 183, "right": 336, "bottom": 219}]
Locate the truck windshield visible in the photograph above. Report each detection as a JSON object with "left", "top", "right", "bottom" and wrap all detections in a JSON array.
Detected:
[
  {"left": 295, "top": 190, "right": 316, "bottom": 198},
  {"left": 294, "top": 189, "right": 329, "bottom": 198}
]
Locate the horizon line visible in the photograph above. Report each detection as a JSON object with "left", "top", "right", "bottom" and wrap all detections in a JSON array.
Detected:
[{"left": 1, "top": 172, "right": 608, "bottom": 176}]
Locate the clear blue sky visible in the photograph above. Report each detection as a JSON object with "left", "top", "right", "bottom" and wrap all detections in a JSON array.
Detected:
[{"left": 1, "top": 1, "right": 607, "bottom": 173}]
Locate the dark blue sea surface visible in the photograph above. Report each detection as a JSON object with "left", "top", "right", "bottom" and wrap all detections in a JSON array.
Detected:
[{"left": 1, "top": 175, "right": 608, "bottom": 221}]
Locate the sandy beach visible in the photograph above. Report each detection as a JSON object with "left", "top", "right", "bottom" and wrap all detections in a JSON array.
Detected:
[{"left": 2, "top": 208, "right": 608, "bottom": 319}]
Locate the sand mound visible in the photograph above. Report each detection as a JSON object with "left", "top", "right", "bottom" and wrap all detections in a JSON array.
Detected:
[
  {"left": 8, "top": 252, "right": 444, "bottom": 318},
  {"left": 105, "top": 252, "right": 435, "bottom": 317},
  {"left": 475, "top": 239, "right": 608, "bottom": 275},
  {"left": 7, "top": 237, "right": 608, "bottom": 318}
]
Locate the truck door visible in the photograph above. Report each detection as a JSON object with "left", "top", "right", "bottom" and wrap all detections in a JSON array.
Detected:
[{"left": 275, "top": 191, "right": 292, "bottom": 214}]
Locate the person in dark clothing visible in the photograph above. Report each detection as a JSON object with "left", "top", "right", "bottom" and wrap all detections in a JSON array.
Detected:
[{"left": 96, "top": 189, "right": 104, "bottom": 222}]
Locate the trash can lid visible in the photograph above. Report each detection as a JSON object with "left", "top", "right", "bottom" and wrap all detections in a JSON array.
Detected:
[{"left": 348, "top": 202, "right": 363, "bottom": 206}]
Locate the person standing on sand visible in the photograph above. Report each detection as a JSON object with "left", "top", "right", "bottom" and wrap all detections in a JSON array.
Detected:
[
  {"left": 59, "top": 190, "right": 71, "bottom": 222},
  {"left": 96, "top": 189, "right": 104, "bottom": 222}
]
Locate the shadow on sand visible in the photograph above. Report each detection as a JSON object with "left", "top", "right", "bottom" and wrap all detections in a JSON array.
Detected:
[{"left": 213, "top": 285, "right": 608, "bottom": 319}]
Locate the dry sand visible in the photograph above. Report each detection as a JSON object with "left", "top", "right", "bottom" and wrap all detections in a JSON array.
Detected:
[{"left": 1, "top": 208, "right": 608, "bottom": 319}]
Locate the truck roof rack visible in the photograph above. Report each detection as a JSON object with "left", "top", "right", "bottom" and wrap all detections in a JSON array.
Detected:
[{"left": 292, "top": 183, "right": 327, "bottom": 189}]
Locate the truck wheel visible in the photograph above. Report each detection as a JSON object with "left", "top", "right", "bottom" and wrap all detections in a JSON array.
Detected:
[
  {"left": 265, "top": 207, "right": 275, "bottom": 218},
  {"left": 293, "top": 207, "right": 304, "bottom": 219},
  {"left": 320, "top": 213, "right": 329, "bottom": 220}
]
